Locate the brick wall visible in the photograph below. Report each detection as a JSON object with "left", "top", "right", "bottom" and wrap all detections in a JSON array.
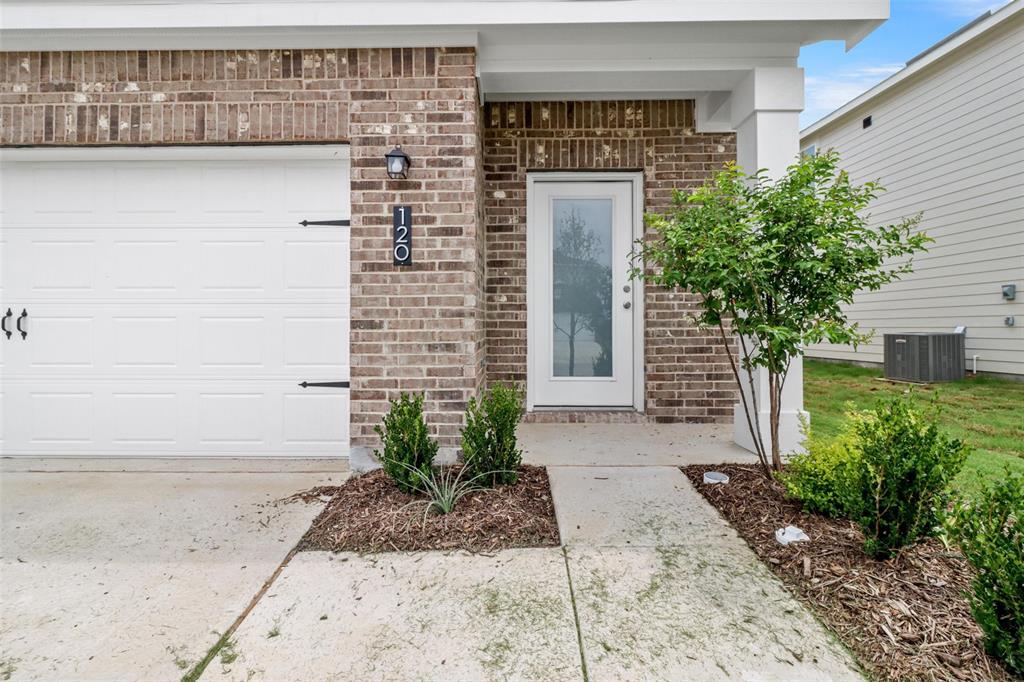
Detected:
[
  {"left": 0, "top": 48, "right": 484, "bottom": 452},
  {"left": 483, "top": 100, "right": 739, "bottom": 423}
]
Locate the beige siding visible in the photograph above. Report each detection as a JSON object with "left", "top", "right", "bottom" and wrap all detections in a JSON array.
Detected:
[{"left": 802, "top": 14, "right": 1024, "bottom": 376}]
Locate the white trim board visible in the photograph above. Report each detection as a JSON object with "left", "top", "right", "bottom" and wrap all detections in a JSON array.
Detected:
[{"left": 0, "top": 144, "right": 351, "bottom": 163}]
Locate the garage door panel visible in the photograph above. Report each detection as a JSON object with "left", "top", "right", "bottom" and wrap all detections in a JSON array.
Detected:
[
  {"left": 2, "top": 379, "right": 349, "bottom": 456},
  {"left": 1, "top": 151, "right": 350, "bottom": 458},
  {"left": 284, "top": 316, "right": 349, "bottom": 368},
  {"left": 3, "top": 158, "right": 350, "bottom": 229},
  {"left": 28, "top": 314, "right": 96, "bottom": 368},
  {"left": 30, "top": 240, "right": 99, "bottom": 292},
  {"left": 199, "top": 240, "right": 271, "bottom": 292},
  {"left": 2, "top": 229, "right": 348, "bottom": 302},
  {"left": 198, "top": 392, "right": 268, "bottom": 445},
  {"left": 283, "top": 393, "right": 349, "bottom": 445},
  {"left": 199, "top": 316, "right": 268, "bottom": 367},
  {"left": 284, "top": 240, "right": 350, "bottom": 291},
  {"left": 113, "top": 241, "right": 183, "bottom": 291},
  {"left": 4, "top": 303, "right": 349, "bottom": 380},
  {"left": 111, "top": 392, "right": 179, "bottom": 444},
  {"left": 30, "top": 390, "right": 95, "bottom": 445},
  {"left": 113, "top": 316, "right": 179, "bottom": 367}
]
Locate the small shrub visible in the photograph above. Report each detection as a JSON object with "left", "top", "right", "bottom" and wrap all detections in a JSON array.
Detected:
[
  {"left": 461, "top": 383, "right": 524, "bottom": 486},
  {"left": 373, "top": 392, "right": 438, "bottom": 494},
  {"left": 853, "top": 395, "right": 968, "bottom": 559},
  {"left": 779, "top": 415, "right": 865, "bottom": 518},
  {"left": 944, "top": 471, "right": 1024, "bottom": 676}
]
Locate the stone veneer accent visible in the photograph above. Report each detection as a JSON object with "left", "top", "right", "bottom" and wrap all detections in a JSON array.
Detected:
[
  {"left": 0, "top": 48, "right": 484, "bottom": 451},
  {"left": 483, "top": 101, "right": 739, "bottom": 423}
]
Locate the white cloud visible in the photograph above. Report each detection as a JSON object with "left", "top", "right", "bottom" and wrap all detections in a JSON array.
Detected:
[{"left": 802, "top": 64, "right": 903, "bottom": 128}]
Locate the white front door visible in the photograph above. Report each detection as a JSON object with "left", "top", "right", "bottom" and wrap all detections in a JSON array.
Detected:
[
  {"left": 0, "top": 146, "right": 351, "bottom": 457},
  {"left": 527, "top": 176, "right": 641, "bottom": 408}
]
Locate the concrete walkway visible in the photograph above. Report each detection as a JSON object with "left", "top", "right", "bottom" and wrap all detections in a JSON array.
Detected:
[
  {"left": 550, "top": 466, "right": 862, "bottom": 680},
  {"left": 1, "top": 438, "right": 863, "bottom": 681}
]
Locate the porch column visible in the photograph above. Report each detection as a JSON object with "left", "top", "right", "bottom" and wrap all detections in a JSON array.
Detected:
[{"left": 729, "top": 67, "right": 809, "bottom": 456}]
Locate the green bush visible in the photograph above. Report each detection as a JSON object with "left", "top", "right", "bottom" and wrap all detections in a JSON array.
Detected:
[
  {"left": 853, "top": 396, "right": 968, "bottom": 559},
  {"left": 373, "top": 392, "right": 438, "bottom": 494},
  {"left": 461, "top": 383, "right": 524, "bottom": 486},
  {"left": 779, "top": 415, "right": 865, "bottom": 518},
  {"left": 944, "top": 471, "right": 1024, "bottom": 676}
]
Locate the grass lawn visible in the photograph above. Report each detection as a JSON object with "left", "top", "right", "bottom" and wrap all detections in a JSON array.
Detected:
[{"left": 804, "top": 358, "right": 1024, "bottom": 499}]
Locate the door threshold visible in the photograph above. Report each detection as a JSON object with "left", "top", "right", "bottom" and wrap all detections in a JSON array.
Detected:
[
  {"left": 530, "top": 406, "right": 638, "bottom": 412},
  {"left": 522, "top": 409, "right": 648, "bottom": 424}
]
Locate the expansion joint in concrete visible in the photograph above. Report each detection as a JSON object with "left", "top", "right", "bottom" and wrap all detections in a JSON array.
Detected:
[
  {"left": 561, "top": 546, "right": 590, "bottom": 682},
  {"left": 182, "top": 544, "right": 301, "bottom": 681}
]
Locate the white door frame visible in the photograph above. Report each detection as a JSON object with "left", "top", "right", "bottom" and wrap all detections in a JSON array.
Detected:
[{"left": 525, "top": 171, "right": 645, "bottom": 412}]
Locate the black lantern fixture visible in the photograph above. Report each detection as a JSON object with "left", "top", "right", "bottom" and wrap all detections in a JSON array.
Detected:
[{"left": 385, "top": 145, "right": 411, "bottom": 179}]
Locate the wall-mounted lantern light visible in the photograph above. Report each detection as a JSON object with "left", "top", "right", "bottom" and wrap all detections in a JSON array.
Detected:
[{"left": 385, "top": 145, "right": 411, "bottom": 179}]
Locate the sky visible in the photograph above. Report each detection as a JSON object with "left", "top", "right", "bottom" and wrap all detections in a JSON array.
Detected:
[{"left": 799, "top": 0, "right": 1013, "bottom": 130}]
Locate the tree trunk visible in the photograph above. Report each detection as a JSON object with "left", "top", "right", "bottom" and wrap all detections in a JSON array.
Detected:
[{"left": 769, "top": 371, "right": 783, "bottom": 471}]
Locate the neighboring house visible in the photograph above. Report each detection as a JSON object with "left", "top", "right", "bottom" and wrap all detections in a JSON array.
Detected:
[
  {"left": 801, "top": 1, "right": 1024, "bottom": 379},
  {"left": 0, "top": 1, "right": 888, "bottom": 465}
]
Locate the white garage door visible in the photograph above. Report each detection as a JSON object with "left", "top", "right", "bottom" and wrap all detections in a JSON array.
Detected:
[{"left": 0, "top": 146, "right": 350, "bottom": 457}]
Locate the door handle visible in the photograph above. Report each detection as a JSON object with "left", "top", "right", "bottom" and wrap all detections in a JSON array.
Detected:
[
  {"left": 623, "top": 301, "right": 632, "bottom": 310},
  {"left": 16, "top": 309, "right": 27, "bottom": 340},
  {"left": 1, "top": 308, "right": 11, "bottom": 339}
]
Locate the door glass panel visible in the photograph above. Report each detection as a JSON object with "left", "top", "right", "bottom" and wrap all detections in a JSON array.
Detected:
[{"left": 551, "top": 198, "right": 613, "bottom": 377}]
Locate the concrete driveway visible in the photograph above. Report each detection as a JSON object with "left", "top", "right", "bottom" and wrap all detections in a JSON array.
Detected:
[{"left": 0, "top": 459, "right": 340, "bottom": 681}]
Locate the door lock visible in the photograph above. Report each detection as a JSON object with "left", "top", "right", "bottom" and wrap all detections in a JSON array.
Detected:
[{"left": 622, "top": 284, "right": 631, "bottom": 293}]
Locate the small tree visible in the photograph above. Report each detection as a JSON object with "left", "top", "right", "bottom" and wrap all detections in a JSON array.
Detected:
[{"left": 632, "top": 151, "right": 929, "bottom": 474}]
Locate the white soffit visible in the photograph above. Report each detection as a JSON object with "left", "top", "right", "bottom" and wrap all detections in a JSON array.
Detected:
[{"left": 1, "top": 1, "right": 887, "bottom": 50}]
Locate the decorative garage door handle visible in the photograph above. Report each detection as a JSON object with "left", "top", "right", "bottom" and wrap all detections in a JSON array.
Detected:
[
  {"left": 16, "top": 309, "right": 27, "bottom": 340},
  {"left": 298, "top": 381, "right": 350, "bottom": 388},
  {"left": 298, "top": 219, "right": 351, "bottom": 227},
  {"left": 1, "top": 308, "right": 11, "bottom": 339}
]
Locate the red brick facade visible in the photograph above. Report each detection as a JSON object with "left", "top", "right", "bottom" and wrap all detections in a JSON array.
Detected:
[
  {"left": 483, "top": 101, "right": 738, "bottom": 423},
  {"left": 1, "top": 51, "right": 738, "bottom": 454}
]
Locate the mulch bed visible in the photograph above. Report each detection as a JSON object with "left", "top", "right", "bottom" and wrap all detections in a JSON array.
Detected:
[
  {"left": 682, "top": 464, "right": 1017, "bottom": 682},
  {"left": 296, "top": 465, "right": 560, "bottom": 553}
]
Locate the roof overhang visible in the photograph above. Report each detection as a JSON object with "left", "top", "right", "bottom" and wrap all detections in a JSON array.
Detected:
[{"left": 0, "top": 1, "right": 889, "bottom": 103}]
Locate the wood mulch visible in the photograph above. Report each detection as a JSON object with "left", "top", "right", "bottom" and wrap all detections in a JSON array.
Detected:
[
  {"left": 682, "top": 464, "right": 1017, "bottom": 682},
  {"left": 296, "top": 465, "right": 560, "bottom": 554}
]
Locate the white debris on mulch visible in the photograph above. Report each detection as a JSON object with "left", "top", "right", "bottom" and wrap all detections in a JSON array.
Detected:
[{"left": 775, "top": 525, "right": 810, "bottom": 546}]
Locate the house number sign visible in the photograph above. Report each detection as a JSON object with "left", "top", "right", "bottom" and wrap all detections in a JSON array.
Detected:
[{"left": 393, "top": 205, "right": 413, "bottom": 266}]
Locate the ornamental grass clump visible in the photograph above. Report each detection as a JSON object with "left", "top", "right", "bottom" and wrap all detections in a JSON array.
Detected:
[
  {"left": 461, "top": 383, "right": 524, "bottom": 486},
  {"left": 374, "top": 392, "right": 438, "bottom": 494},
  {"left": 392, "top": 462, "right": 496, "bottom": 518},
  {"left": 945, "top": 471, "right": 1024, "bottom": 676},
  {"left": 852, "top": 396, "right": 968, "bottom": 559}
]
